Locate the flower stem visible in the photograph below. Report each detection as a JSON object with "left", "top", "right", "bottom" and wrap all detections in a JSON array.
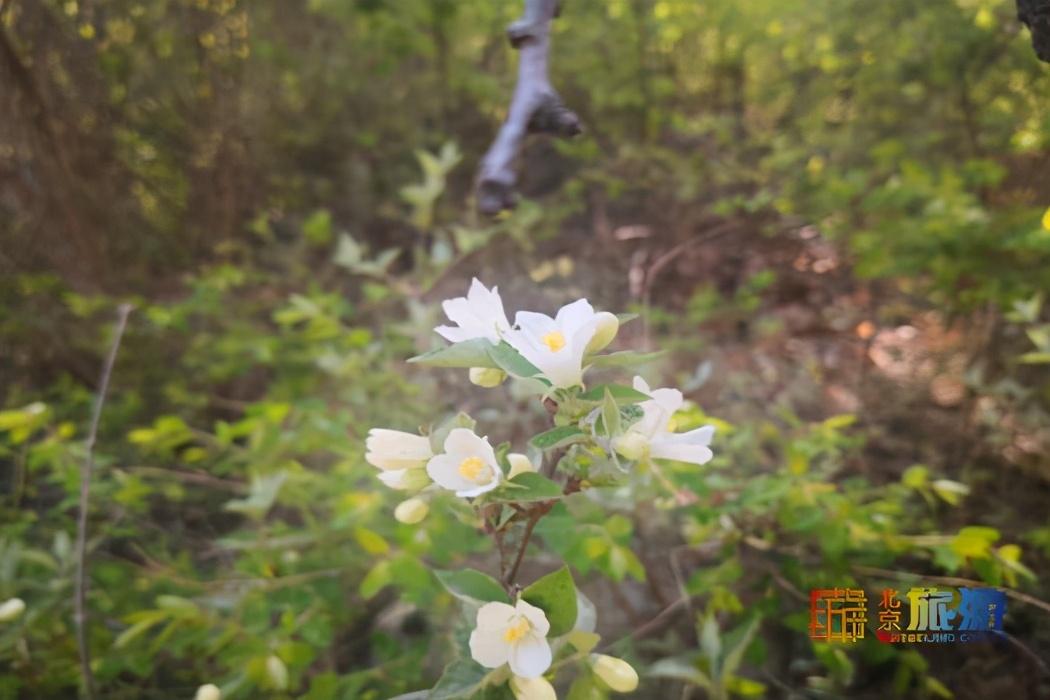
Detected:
[{"left": 504, "top": 509, "right": 542, "bottom": 588}]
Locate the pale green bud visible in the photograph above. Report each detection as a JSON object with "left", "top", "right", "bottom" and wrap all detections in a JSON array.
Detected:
[
  {"left": 193, "top": 683, "right": 222, "bottom": 700},
  {"left": 612, "top": 431, "right": 649, "bottom": 461},
  {"left": 394, "top": 498, "right": 429, "bottom": 524},
  {"left": 0, "top": 598, "right": 25, "bottom": 622},
  {"left": 510, "top": 674, "right": 557, "bottom": 700},
  {"left": 469, "top": 367, "right": 507, "bottom": 388},
  {"left": 507, "top": 453, "right": 536, "bottom": 480},
  {"left": 266, "top": 655, "right": 288, "bottom": 690},
  {"left": 585, "top": 312, "right": 620, "bottom": 354},
  {"left": 591, "top": 654, "right": 639, "bottom": 693}
]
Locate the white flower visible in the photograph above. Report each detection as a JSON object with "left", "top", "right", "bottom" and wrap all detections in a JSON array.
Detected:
[
  {"left": 590, "top": 654, "right": 639, "bottom": 693},
  {"left": 469, "top": 600, "right": 552, "bottom": 679},
  {"left": 0, "top": 598, "right": 25, "bottom": 622},
  {"left": 510, "top": 674, "right": 557, "bottom": 700},
  {"left": 506, "top": 299, "right": 618, "bottom": 388},
  {"left": 613, "top": 377, "right": 715, "bottom": 466},
  {"left": 365, "top": 429, "right": 433, "bottom": 471},
  {"left": 435, "top": 278, "right": 512, "bottom": 344},
  {"left": 506, "top": 453, "right": 536, "bottom": 480},
  {"left": 193, "top": 684, "right": 222, "bottom": 700},
  {"left": 376, "top": 468, "right": 431, "bottom": 491},
  {"left": 394, "top": 498, "right": 429, "bottom": 524},
  {"left": 426, "top": 428, "right": 503, "bottom": 497}
]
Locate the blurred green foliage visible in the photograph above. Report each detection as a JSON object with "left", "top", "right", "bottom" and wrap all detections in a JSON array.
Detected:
[{"left": 2, "top": 0, "right": 1049, "bottom": 698}]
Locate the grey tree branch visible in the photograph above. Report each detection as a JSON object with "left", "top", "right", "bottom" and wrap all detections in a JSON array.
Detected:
[
  {"left": 74, "top": 303, "right": 132, "bottom": 700},
  {"left": 476, "top": 0, "right": 581, "bottom": 215}
]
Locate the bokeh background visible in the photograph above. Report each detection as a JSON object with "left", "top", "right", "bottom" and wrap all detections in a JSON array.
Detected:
[{"left": 2, "top": 0, "right": 1050, "bottom": 698}]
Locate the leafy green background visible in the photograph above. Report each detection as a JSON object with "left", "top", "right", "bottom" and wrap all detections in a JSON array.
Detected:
[{"left": 2, "top": 0, "right": 1049, "bottom": 698}]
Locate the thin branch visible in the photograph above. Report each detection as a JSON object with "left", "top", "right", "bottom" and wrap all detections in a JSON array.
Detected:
[
  {"left": 74, "top": 304, "right": 132, "bottom": 700},
  {"left": 476, "top": 0, "right": 581, "bottom": 215},
  {"left": 504, "top": 509, "right": 542, "bottom": 588},
  {"left": 852, "top": 565, "right": 1050, "bottom": 616}
]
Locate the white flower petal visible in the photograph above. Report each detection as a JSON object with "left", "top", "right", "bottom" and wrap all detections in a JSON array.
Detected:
[
  {"left": 469, "top": 628, "right": 511, "bottom": 669},
  {"left": 667, "top": 425, "right": 715, "bottom": 446},
  {"left": 444, "top": 429, "right": 496, "bottom": 465},
  {"left": 468, "top": 279, "right": 511, "bottom": 331},
  {"left": 455, "top": 470, "right": 501, "bottom": 498},
  {"left": 435, "top": 324, "right": 473, "bottom": 343},
  {"left": 649, "top": 439, "right": 714, "bottom": 465},
  {"left": 554, "top": 298, "right": 595, "bottom": 329},
  {"left": 649, "top": 387, "right": 684, "bottom": 415},
  {"left": 516, "top": 600, "right": 550, "bottom": 637},
  {"left": 435, "top": 280, "right": 510, "bottom": 343},
  {"left": 426, "top": 454, "right": 478, "bottom": 493},
  {"left": 476, "top": 601, "right": 518, "bottom": 630},
  {"left": 377, "top": 469, "right": 409, "bottom": 488},
  {"left": 632, "top": 376, "right": 652, "bottom": 395},
  {"left": 366, "top": 429, "right": 432, "bottom": 458},
  {"left": 366, "top": 455, "right": 421, "bottom": 471},
  {"left": 508, "top": 635, "right": 552, "bottom": 679},
  {"left": 514, "top": 311, "right": 558, "bottom": 338}
]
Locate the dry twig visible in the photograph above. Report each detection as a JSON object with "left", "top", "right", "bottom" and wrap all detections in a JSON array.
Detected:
[{"left": 74, "top": 304, "right": 132, "bottom": 700}]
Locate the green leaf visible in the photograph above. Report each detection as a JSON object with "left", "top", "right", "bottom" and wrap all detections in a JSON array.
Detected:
[
  {"left": 224, "top": 471, "right": 287, "bottom": 517},
  {"left": 648, "top": 658, "right": 713, "bottom": 690},
  {"left": 434, "top": 568, "right": 510, "bottom": 605},
  {"left": 487, "top": 342, "right": 546, "bottom": 381},
  {"left": 408, "top": 339, "right": 499, "bottom": 369},
  {"left": 521, "top": 566, "right": 578, "bottom": 637},
  {"left": 487, "top": 472, "right": 563, "bottom": 504},
  {"left": 531, "top": 425, "right": 586, "bottom": 451},
  {"left": 721, "top": 617, "right": 761, "bottom": 681},
  {"left": 587, "top": 350, "right": 664, "bottom": 370},
  {"left": 616, "top": 312, "right": 639, "bottom": 326},
  {"left": 724, "top": 676, "right": 767, "bottom": 696},
  {"left": 951, "top": 526, "right": 1000, "bottom": 559},
  {"left": 428, "top": 412, "right": 477, "bottom": 454},
  {"left": 578, "top": 384, "right": 651, "bottom": 403},
  {"left": 428, "top": 660, "right": 491, "bottom": 700},
  {"left": 114, "top": 611, "right": 167, "bottom": 649},
  {"left": 567, "top": 672, "right": 607, "bottom": 700},
  {"left": 359, "top": 560, "right": 391, "bottom": 599},
  {"left": 566, "top": 630, "right": 601, "bottom": 653},
  {"left": 302, "top": 209, "right": 332, "bottom": 244},
  {"left": 1018, "top": 352, "right": 1050, "bottom": 364}
]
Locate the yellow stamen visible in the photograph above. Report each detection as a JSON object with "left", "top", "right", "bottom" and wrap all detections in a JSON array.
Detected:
[
  {"left": 666, "top": 417, "right": 678, "bottom": 432},
  {"left": 458, "top": 456, "right": 491, "bottom": 483},
  {"left": 542, "top": 330, "right": 566, "bottom": 352},
  {"left": 503, "top": 616, "right": 532, "bottom": 643}
]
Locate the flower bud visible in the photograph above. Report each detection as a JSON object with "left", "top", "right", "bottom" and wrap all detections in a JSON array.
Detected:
[
  {"left": 585, "top": 312, "right": 620, "bottom": 354},
  {"left": 193, "top": 683, "right": 222, "bottom": 700},
  {"left": 394, "top": 498, "right": 429, "bottom": 524},
  {"left": 507, "top": 453, "right": 536, "bottom": 480},
  {"left": 591, "top": 654, "right": 639, "bottom": 693},
  {"left": 378, "top": 467, "right": 431, "bottom": 491},
  {"left": 612, "top": 431, "right": 649, "bottom": 461},
  {"left": 266, "top": 655, "right": 288, "bottom": 690},
  {"left": 510, "top": 674, "right": 557, "bottom": 700},
  {"left": 0, "top": 598, "right": 25, "bottom": 622},
  {"left": 469, "top": 367, "right": 507, "bottom": 388}
]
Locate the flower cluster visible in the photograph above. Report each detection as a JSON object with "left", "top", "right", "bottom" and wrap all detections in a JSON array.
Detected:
[{"left": 364, "top": 279, "right": 719, "bottom": 697}]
